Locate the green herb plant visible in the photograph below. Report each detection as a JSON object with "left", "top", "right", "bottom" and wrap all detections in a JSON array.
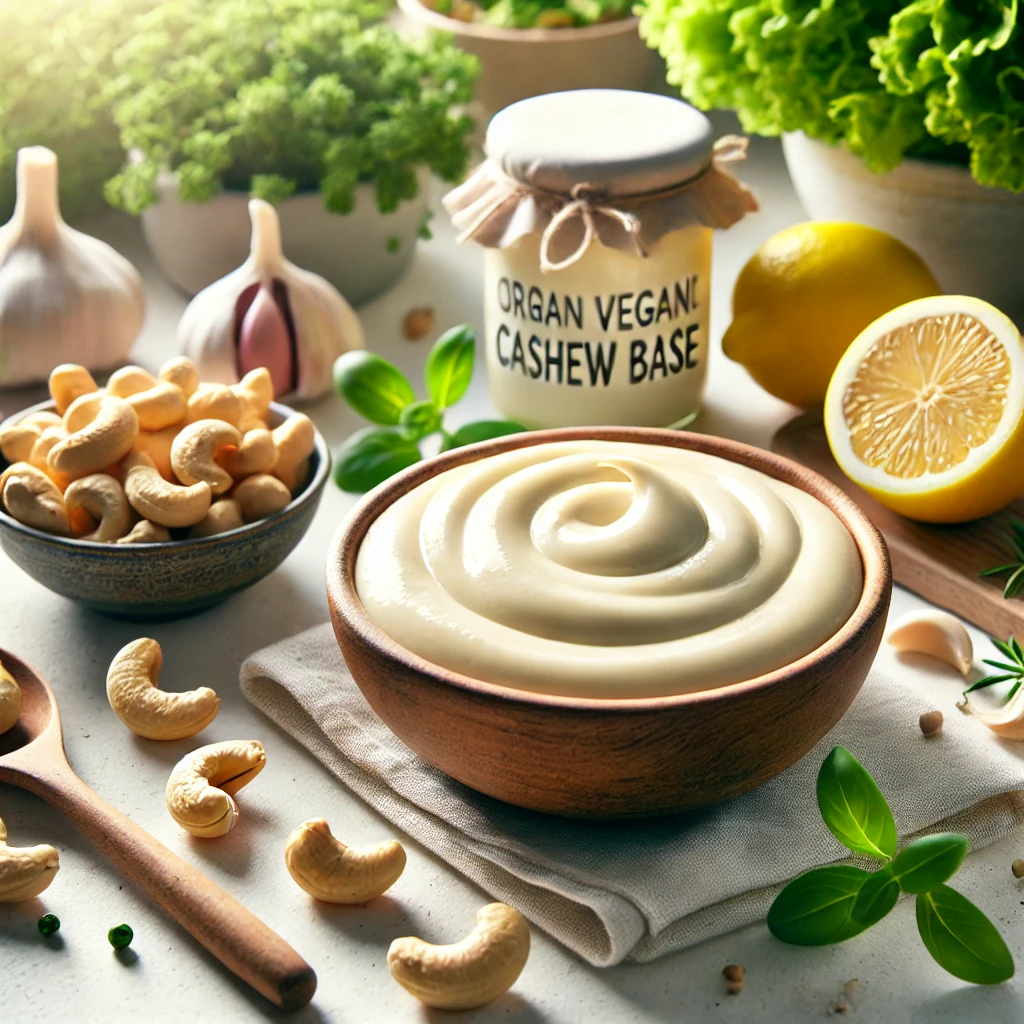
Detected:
[
  {"left": 103, "top": 0, "right": 478, "bottom": 220},
  {"left": 980, "top": 521, "right": 1024, "bottom": 597},
  {"left": 640, "top": 1, "right": 1024, "bottom": 191},
  {"left": 333, "top": 325, "right": 525, "bottom": 492},
  {"left": 768, "top": 746, "right": 1013, "bottom": 985},
  {"left": 961, "top": 634, "right": 1024, "bottom": 701},
  {"left": 428, "top": 0, "right": 630, "bottom": 29}
]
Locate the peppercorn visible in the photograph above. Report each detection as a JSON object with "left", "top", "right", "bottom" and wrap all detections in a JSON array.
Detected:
[
  {"left": 37, "top": 914, "right": 60, "bottom": 938},
  {"left": 723, "top": 963, "right": 745, "bottom": 994},
  {"left": 108, "top": 923, "right": 134, "bottom": 950},
  {"left": 402, "top": 306, "right": 435, "bottom": 342},
  {"left": 919, "top": 710, "right": 943, "bottom": 737},
  {"left": 1012, "top": 859, "right": 1024, "bottom": 879}
]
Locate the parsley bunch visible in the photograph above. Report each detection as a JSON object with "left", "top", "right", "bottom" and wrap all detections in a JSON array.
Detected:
[{"left": 103, "top": 0, "right": 479, "bottom": 216}]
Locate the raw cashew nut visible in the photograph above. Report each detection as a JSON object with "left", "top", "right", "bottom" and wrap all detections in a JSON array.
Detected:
[
  {"left": 159, "top": 356, "right": 200, "bottom": 399},
  {"left": 107, "top": 365, "right": 158, "bottom": 398},
  {"left": 165, "top": 740, "right": 266, "bottom": 838},
  {"left": 186, "top": 384, "right": 242, "bottom": 427},
  {"left": 117, "top": 519, "right": 172, "bottom": 544},
  {"left": 0, "top": 421, "right": 42, "bottom": 463},
  {"left": 49, "top": 363, "right": 97, "bottom": 415},
  {"left": 48, "top": 396, "right": 139, "bottom": 479},
  {"left": 232, "top": 367, "right": 273, "bottom": 420},
  {"left": 388, "top": 903, "right": 531, "bottom": 1010},
  {"left": 0, "top": 813, "right": 60, "bottom": 903},
  {"left": 107, "top": 638, "right": 220, "bottom": 740},
  {"left": 62, "top": 391, "right": 105, "bottom": 434},
  {"left": 171, "top": 419, "right": 241, "bottom": 495},
  {"left": 123, "top": 451, "right": 211, "bottom": 528},
  {"left": 64, "top": 474, "right": 133, "bottom": 542},
  {"left": 272, "top": 414, "right": 316, "bottom": 493},
  {"left": 0, "top": 659, "right": 21, "bottom": 735},
  {"left": 284, "top": 819, "right": 406, "bottom": 903},
  {"left": 188, "top": 499, "right": 244, "bottom": 538},
  {"left": 22, "top": 411, "right": 63, "bottom": 431},
  {"left": 28, "top": 426, "right": 70, "bottom": 485},
  {"left": 219, "top": 428, "right": 277, "bottom": 478},
  {"left": 0, "top": 463, "right": 70, "bottom": 535},
  {"left": 233, "top": 473, "right": 292, "bottom": 521},
  {"left": 127, "top": 380, "right": 187, "bottom": 432},
  {"left": 131, "top": 426, "right": 179, "bottom": 481}
]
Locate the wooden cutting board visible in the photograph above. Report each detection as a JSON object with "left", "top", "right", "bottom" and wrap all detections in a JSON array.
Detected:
[{"left": 772, "top": 412, "right": 1024, "bottom": 639}]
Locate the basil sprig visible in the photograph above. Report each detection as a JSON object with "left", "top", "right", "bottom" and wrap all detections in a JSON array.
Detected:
[
  {"left": 332, "top": 325, "right": 525, "bottom": 492},
  {"left": 769, "top": 747, "right": 1013, "bottom": 985}
]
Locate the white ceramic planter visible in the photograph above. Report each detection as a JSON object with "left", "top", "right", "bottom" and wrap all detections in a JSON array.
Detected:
[
  {"left": 783, "top": 132, "right": 1024, "bottom": 321},
  {"left": 141, "top": 168, "right": 430, "bottom": 303},
  {"left": 398, "top": 0, "right": 663, "bottom": 118}
]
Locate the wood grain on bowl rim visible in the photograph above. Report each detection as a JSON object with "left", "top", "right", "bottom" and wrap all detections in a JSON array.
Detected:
[{"left": 327, "top": 426, "right": 892, "bottom": 818}]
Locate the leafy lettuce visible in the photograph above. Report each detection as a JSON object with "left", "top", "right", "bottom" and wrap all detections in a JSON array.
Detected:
[{"left": 639, "top": 0, "right": 1024, "bottom": 190}]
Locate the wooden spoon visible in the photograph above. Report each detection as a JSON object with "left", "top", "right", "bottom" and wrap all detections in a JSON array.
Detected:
[{"left": 0, "top": 648, "right": 316, "bottom": 1011}]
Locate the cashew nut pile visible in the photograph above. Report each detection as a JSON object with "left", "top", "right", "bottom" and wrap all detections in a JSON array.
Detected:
[
  {"left": 284, "top": 819, "right": 406, "bottom": 903},
  {"left": 388, "top": 902, "right": 531, "bottom": 1010},
  {"left": 0, "top": 812, "right": 60, "bottom": 903},
  {"left": 106, "top": 638, "right": 220, "bottom": 741},
  {"left": 0, "top": 360, "right": 317, "bottom": 542},
  {"left": 0, "top": 658, "right": 21, "bottom": 735},
  {"left": 165, "top": 740, "right": 266, "bottom": 838}
]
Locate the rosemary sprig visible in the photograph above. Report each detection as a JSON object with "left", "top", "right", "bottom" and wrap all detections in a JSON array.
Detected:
[
  {"left": 979, "top": 521, "right": 1024, "bottom": 598},
  {"left": 964, "top": 635, "right": 1024, "bottom": 700}
]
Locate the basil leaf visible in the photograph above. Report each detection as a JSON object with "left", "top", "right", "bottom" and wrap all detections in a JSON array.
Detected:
[
  {"left": 767, "top": 866, "right": 873, "bottom": 946},
  {"left": 889, "top": 833, "right": 968, "bottom": 895},
  {"left": 440, "top": 420, "right": 527, "bottom": 453},
  {"left": 425, "top": 324, "right": 475, "bottom": 409},
  {"left": 398, "top": 400, "right": 442, "bottom": 441},
  {"left": 850, "top": 865, "right": 899, "bottom": 928},
  {"left": 333, "top": 427, "right": 421, "bottom": 493},
  {"left": 816, "top": 746, "right": 897, "bottom": 861},
  {"left": 916, "top": 886, "right": 1015, "bottom": 985},
  {"left": 334, "top": 351, "right": 416, "bottom": 425}
]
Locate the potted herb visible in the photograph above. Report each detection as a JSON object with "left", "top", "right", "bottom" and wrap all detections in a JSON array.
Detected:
[
  {"left": 640, "top": 1, "right": 1024, "bottom": 318},
  {"left": 0, "top": 0, "right": 155, "bottom": 223},
  {"left": 399, "top": 0, "right": 662, "bottom": 118},
  {"left": 103, "top": 0, "right": 479, "bottom": 302}
]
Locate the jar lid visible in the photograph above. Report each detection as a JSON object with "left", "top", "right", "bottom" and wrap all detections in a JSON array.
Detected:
[{"left": 485, "top": 89, "right": 715, "bottom": 199}]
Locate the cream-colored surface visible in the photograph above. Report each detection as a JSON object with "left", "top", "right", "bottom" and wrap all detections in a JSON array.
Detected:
[
  {"left": 356, "top": 440, "right": 862, "bottom": 698},
  {"left": 483, "top": 230, "right": 711, "bottom": 429}
]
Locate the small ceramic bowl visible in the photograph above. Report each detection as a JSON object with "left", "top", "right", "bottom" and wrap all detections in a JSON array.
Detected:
[
  {"left": 0, "top": 400, "right": 330, "bottom": 621},
  {"left": 398, "top": 0, "right": 664, "bottom": 117},
  {"left": 327, "top": 427, "right": 891, "bottom": 818}
]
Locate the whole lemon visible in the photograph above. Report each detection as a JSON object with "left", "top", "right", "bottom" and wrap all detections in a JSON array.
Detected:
[{"left": 722, "top": 222, "right": 940, "bottom": 408}]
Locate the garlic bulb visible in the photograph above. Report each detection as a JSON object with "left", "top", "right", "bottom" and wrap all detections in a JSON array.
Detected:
[
  {"left": 178, "top": 199, "right": 363, "bottom": 400},
  {"left": 0, "top": 147, "right": 144, "bottom": 387}
]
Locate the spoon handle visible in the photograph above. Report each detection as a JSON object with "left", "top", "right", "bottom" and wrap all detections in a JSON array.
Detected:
[{"left": 25, "top": 763, "right": 316, "bottom": 1011}]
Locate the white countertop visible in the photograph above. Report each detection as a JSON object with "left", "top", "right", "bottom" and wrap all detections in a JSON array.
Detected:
[{"left": 2, "top": 121, "right": 1023, "bottom": 1024}]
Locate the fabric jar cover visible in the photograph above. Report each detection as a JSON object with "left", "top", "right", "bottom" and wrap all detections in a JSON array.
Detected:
[{"left": 443, "top": 89, "right": 759, "bottom": 272}]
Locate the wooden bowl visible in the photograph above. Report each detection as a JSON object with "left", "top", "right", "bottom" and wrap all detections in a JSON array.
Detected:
[
  {"left": 327, "top": 428, "right": 891, "bottom": 818},
  {"left": 0, "top": 400, "right": 330, "bottom": 621}
]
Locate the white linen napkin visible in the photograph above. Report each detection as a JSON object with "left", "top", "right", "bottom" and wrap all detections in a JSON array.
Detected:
[{"left": 240, "top": 622, "right": 1024, "bottom": 966}]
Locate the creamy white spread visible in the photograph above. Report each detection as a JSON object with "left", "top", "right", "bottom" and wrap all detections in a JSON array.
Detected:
[{"left": 355, "top": 441, "right": 863, "bottom": 699}]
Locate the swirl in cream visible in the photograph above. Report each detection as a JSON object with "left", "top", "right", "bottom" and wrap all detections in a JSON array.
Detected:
[{"left": 355, "top": 441, "right": 863, "bottom": 698}]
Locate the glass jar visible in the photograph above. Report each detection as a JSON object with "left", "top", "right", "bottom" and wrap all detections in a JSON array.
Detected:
[{"left": 444, "top": 89, "right": 757, "bottom": 429}]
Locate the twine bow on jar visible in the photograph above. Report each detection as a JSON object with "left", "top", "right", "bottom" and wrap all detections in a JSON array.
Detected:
[{"left": 538, "top": 185, "right": 646, "bottom": 273}]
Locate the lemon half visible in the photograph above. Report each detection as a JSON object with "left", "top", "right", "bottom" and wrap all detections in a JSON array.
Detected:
[{"left": 824, "top": 295, "right": 1024, "bottom": 523}]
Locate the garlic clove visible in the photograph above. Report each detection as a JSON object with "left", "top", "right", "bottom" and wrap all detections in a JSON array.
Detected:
[
  {"left": 0, "top": 148, "right": 144, "bottom": 386},
  {"left": 179, "top": 199, "right": 363, "bottom": 400},
  {"left": 236, "top": 282, "right": 295, "bottom": 398},
  {"left": 886, "top": 610, "right": 973, "bottom": 678},
  {"left": 958, "top": 688, "right": 1024, "bottom": 740}
]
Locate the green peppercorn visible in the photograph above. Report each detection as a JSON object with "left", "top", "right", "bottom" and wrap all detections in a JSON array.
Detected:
[
  {"left": 108, "top": 923, "right": 133, "bottom": 950},
  {"left": 37, "top": 914, "right": 60, "bottom": 938}
]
